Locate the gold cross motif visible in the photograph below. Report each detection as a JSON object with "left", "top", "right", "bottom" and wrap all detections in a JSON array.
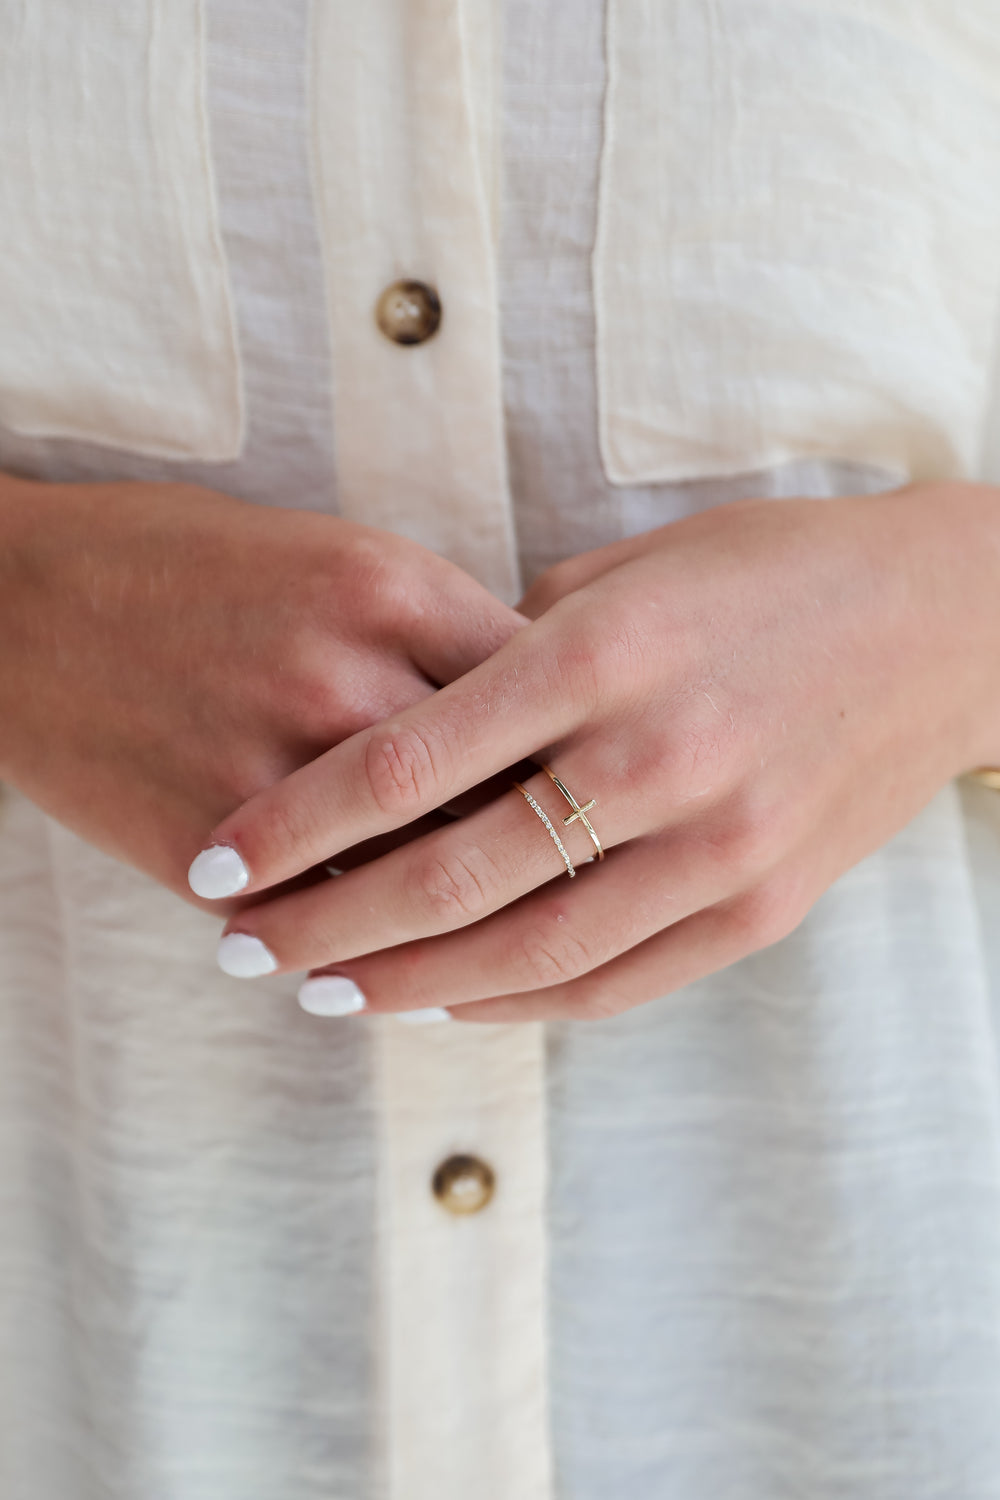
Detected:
[
  {"left": 541, "top": 764, "right": 605, "bottom": 861},
  {"left": 562, "top": 797, "right": 597, "bottom": 828}
]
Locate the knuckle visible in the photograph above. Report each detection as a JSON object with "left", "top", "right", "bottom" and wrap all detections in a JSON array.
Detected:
[
  {"left": 368, "top": 558, "right": 423, "bottom": 637},
  {"left": 715, "top": 823, "right": 774, "bottom": 886},
  {"left": 287, "top": 654, "right": 393, "bottom": 743},
  {"left": 414, "top": 845, "right": 494, "bottom": 924},
  {"left": 346, "top": 532, "right": 433, "bottom": 634},
  {"left": 322, "top": 532, "right": 421, "bottom": 636},
  {"left": 546, "top": 630, "right": 609, "bottom": 715},
  {"left": 703, "top": 787, "right": 795, "bottom": 884},
  {"left": 280, "top": 648, "right": 344, "bottom": 736},
  {"left": 515, "top": 914, "right": 595, "bottom": 990},
  {"left": 363, "top": 721, "right": 445, "bottom": 817},
  {"left": 727, "top": 875, "right": 808, "bottom": 953},
  {"left": 584, "top": 612, "right": 650, "bottom": 693}
]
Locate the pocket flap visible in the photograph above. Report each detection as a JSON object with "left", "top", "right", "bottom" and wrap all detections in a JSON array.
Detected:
[
  {"left": 596, "top": 0, "right": 1000, "bottom": 486},
  {"left": 0, "top": 0, "right": 243, "bottom": 461}
]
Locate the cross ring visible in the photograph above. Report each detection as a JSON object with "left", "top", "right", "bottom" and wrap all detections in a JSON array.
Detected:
[{"left": 541, "top": 763, "right": 605, "bottom": 861}]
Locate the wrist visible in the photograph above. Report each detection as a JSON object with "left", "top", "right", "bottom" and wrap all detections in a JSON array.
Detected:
[
  {"left": 888, "top": 478, "right": 1000, "bottom": 776},
  {"left": 0, "top": 472, "right": 65, "bottom": 779},
  {"left": 0, "top": 469, "right": 39, "bottom": 545}
]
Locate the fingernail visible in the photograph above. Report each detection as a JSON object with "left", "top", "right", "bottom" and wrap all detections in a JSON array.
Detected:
[
  {"left": 189, "top": 844, "right": 250, "bottom": 899},
  {"left": 216, "top": 932, "right": 278, "bottom": 978},
  {"left": 395, "top": 1007, "right": 452, "bottom": 1025},
  {"left": 298, "top": 975, "right": 367, "bottom": 1017}
]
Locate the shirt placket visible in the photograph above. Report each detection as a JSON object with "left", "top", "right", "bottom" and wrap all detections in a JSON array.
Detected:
[
  {"left": 376, "top": 1018, "right": 552, "bottom": 1500},
  {"left": 309, "top": 0, "right": 521, "bottom": 601},
  {"left": 309, "top": 4, "right": 552, "bottom": 1497}
]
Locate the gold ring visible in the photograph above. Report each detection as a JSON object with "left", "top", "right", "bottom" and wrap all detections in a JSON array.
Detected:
[
  {"left": 512, "top": 782, "right": 576, "bottom": 878},
  {"left": 541, "top": 763, "right": 605, "bottom": 861}
]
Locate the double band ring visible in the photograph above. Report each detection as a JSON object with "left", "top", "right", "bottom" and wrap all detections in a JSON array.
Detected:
[{"left": 512, "top": 763, "right": 606, "bottom": 880}]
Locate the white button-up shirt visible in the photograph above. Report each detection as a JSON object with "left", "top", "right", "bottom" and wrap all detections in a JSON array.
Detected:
[{"left": 2, "top": 2, "right": 1000, "bottom": 1497}]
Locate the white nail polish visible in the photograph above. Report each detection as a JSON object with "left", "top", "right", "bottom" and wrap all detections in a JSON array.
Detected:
[
  {"left": 189, "top": 844, "right": 250, "bottom": 899},
  {"left": 297, "top": 975, "right": 367, "bottom": 1017},
  {"left": 216, "top": 932, "right": 278, "bottom": 978},
  {"left": 395, "top": 1006, "right": 452, "bottom": 1025}
]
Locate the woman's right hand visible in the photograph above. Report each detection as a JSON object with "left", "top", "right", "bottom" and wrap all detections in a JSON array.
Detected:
[{"left": 0, "top": 473, "right": 525, "bottom": 914}]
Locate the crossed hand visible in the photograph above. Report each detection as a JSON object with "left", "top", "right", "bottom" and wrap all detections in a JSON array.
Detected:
[{"left": 188, "top": 479, "right": 999, "bottom": 1023}]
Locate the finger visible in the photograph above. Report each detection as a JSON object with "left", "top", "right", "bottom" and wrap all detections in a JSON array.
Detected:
[
  {"left": 213, "top": 758, "right": 642, "bottom": 976},
  {"left": 296, "top": 830, "right": 746, "bottom": 1016},
  {"left": 315, "top": 808, "right": 458, "bottom": 874},
  {"left": 436, "top": 758, "right": 541, "bottom": 818},
  {"left": 447, "top": 875, "right": 807, "bottom": 1023},
  {"left": 305, "top": 660, "right": 439, "bottom": 743},
  {"left": 516, "top": 535, "right": 643, "bottom": 618},
  {"left": 195, "top": 611, "right": 601, "bottom": 896},
  {"left": 185, "top": 661, "right": 444, "bottom": 902},
  {"left": 404, "top": 556, "right": 529, "bottom": 684}
]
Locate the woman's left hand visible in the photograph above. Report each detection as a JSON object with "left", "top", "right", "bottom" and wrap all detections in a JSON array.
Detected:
[{"left": 192, "top": 480, "right": 1000, "bottom": 1021}]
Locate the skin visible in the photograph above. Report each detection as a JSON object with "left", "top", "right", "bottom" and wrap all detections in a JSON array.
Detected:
[
  {"left": 200, "top": 479, "right": 1000, "bottom": 1021},
  {"left": 0, "top": 473, "right": 526, "bottom": 919}
]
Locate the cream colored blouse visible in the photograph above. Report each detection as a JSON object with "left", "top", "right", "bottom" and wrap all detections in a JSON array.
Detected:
[{"left": 2, "top": 2, "right": 1000, "bottom": 1497}]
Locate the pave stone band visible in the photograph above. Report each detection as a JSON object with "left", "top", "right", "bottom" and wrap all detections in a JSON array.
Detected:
[{"left": 512, "top": 782, "right": 576, "bottom": 878}]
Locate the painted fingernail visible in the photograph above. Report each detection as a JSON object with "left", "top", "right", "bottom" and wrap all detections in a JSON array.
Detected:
[
  {"left": 395, "top": 1007, "right": 453, "bottom": 1025},
  {"left": 189, "top": 844, "right": 250, "bottom": 899},
  {"left": 216, "top": 932, "right": 278, "bottom": 978},
  {"left": 297, "top": 975, "right": 367, "bottom": 1017}
]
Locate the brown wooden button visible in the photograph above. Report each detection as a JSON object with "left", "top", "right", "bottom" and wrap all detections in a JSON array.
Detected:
[
  {"left": 375, "top": 279, "right": 442, "bottom": 345},
  {"left": 431, "top": 1153, "right": 496, "bottom": 1215}
]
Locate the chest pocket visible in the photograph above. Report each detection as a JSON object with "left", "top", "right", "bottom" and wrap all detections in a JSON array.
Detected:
[
  {"left": 595, "top": 0, "right": 1000, "bottom": 488},
  {"left": 0, "top": 0, "right": 243, "bottom": 461}
]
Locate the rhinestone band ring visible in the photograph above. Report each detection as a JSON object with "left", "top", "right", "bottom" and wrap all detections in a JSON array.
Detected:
[{"left": 512, "top": 782, "right": 576, "bottom": 878}]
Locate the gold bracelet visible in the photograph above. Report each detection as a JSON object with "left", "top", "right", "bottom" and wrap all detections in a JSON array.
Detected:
[{"left": 967, "top": 767, "right": 1000, "bottom": 790}]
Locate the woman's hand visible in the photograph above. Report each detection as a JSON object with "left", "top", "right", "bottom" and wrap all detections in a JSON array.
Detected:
[
  {"left": 192, "top": 480, "right": 1000, "bottom": 1016},
  {"left": 0, "top": 474, "right": 525, "bottom": 914}
]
